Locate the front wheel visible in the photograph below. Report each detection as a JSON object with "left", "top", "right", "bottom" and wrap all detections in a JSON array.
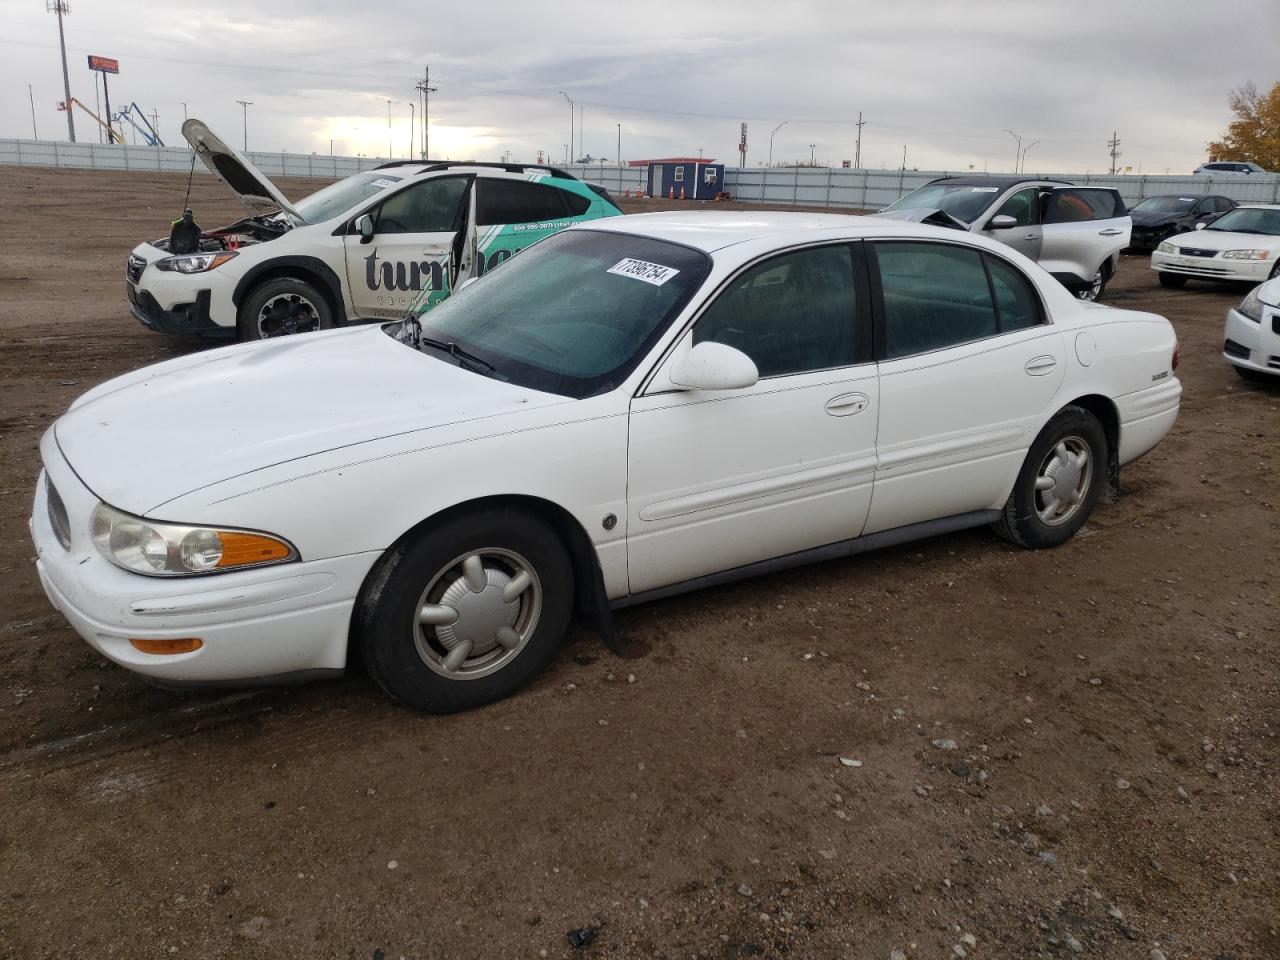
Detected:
[
  {"left": 357, "top": 508, "right": 574, "bottom": 713},
  {"left": 993, "top": 406, "right": 1108, "bottom": 549},
  {"left": 237, "top": 277, "right": 334, "bottom": 341},
  {"left": 1157, "top": 271, "right": 1188, "bottom": 289}
]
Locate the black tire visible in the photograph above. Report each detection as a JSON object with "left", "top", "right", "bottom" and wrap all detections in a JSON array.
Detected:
[
  {"left": 1233, "top": 365, "right": 1275, "bottom": 385},
  {"left": 992, "top": 405, "right": 1108, "bottom": 549},
  {"left": 1157, "top": 272, "right": 1188, "bottom": 289},
  {"left": 237, "top": 277, "right": 334, "bottom": 341},
  {"left": 357, "top": 507, "right": 574, "bottom": 713}
]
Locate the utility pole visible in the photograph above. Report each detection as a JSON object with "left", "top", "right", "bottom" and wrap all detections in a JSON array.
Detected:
[
  {"left": 415, "top": 66, "right": 437, "bottom": 160},
  {"left": 28, "top": 84, "right": 38, "bottom": 139},
  {"left": 149, "top": 109, "right": 159, "bottom": 140},
  {"left": 578, "top": 104, "right": 584, "bottom": 161},
  {"left": 901, "top": 144, "right": 907, "bottom": 170},
  {"left": 616, "top": 122, "right": 621, "bottom": 167},
  {"left": 1003, "top": 129, "right": 1021, "bottom": 173},
  {"left": 385, "top": 99, "right": 393, "bottom": 158},
  {"left": 854, "top": 111, "right": 865, "bottom": 169},
  {"left": 49, "top": 0, "right": 75, "bottom": 141},
  {"left": 408, "top": 102, "right": 414, "bottom": 160},
  {"left": 559, "top": 92, "right": 574, "bottom": 163},
  {"left": 1107, "top": 131, "right": 1122, "bottom": 175},
  {"left": 236, "top": 100, "right": 252, "bottom": 151},
  {"left": 181, "top": 101, "right": 187, "bottom": 121}
]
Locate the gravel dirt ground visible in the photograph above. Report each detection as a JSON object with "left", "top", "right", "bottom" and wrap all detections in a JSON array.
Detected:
[{"left": 0, "top": 166, "right": 1276, "bottom": 960}]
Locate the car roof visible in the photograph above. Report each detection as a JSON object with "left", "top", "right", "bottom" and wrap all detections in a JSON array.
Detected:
[
  {"left": 1238, "top": 203, "right": 1280, "bottom": 210},
  {"left": 575, "top": 210, "right": 990, "bottom": 254}
]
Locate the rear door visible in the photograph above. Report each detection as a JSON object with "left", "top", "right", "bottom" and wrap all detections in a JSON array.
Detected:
[
  {"left": 1040, "top": 187, "right": 1130, "bottom": 285},
  {"left": 342, "top": 175, "right": 471, "bottom": 319},
  {"left": 978, "top": 186, "right": 1043, "bottom": 261}
]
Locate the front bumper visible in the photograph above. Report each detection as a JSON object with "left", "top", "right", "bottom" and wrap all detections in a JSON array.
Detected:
[
  {"left": 1150, "top": 250, "right": 1277, "bottom": 283},
  {"left": 127, "top": 244, "right": 240, "bottom": 337},
  {"left": 1223, "top": 305, "right": 1280, "bottom": 376},
  {"left": 31, "top": 434, "right": 381, "bottom": 685}
]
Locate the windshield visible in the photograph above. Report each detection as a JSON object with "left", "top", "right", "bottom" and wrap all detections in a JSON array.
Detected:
[
  {"left": 882, "top": 183, "right": 1004, "bottom": 224},
  {"left": 1205, "top": 207, "right": 1280, "bottom": 235},
  {"left": 293, "top": 172, "right": 403, "bottom": 224},
  {"left": 408, "top": 230, "right": 711, "bottom": 398},
  {"left": 1133, "top": 196, "right": 1197, "bottom": 214}
]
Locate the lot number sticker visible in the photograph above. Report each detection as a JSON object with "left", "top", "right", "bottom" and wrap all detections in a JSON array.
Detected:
[{"left": 608, "top": 258, "right": 680, "bottom": 286}]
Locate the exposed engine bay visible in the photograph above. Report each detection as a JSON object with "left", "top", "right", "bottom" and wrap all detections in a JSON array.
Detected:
[{"left": 155, "top": 211, "right": 294, "bottom": 255}]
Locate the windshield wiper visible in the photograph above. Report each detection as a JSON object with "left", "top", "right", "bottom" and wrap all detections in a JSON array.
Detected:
[{"left": 418, "top": 335, "right": 496, "bottom": 375}]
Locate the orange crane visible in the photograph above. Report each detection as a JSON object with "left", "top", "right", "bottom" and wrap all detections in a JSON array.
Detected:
[{"left": 58, "top": 98, "right": 125, "bottom": 144}]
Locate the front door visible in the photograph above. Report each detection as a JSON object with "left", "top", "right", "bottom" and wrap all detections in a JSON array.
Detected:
[
  {"left": 627, "top": 243, "right": 878, "bottom": 594},
  {"left": 865, "top": 239, "right": 1066, "bottom": 534},
  {"left": 343, "top": 175, "right": 471, "bottom": 319},
  {"left": 979, "top": 186, "right": 1043, "bottom": 261}
]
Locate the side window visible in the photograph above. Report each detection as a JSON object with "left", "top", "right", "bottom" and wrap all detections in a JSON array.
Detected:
[
  {"left": 560, "top": 189, "right": 591, "bottom": 216},
  {"left": 1216, "top": 197, "right": 1236, "bottom": 213},
  {"left": 674, "top": 166, "right": 685, "bottom": 182},
  {"left": 693, "top": 245, "right": 858, "bottom": 378},
  {"left": 1045, "top": 188, "right": 1118, "bottom": 224},
  {"left": 373, "top": 177, "right": 468, "bottom": 234},
  {"left": 476, "top": 179, "right": 571, "bottom": 226},
  {"left": 1193, "top": 199, "right": 1214, "bottom": 215},
  {"left": 874, "top": 242, "right": 997, "bottom": 358},
  {"left": 985, "top": 255, "right": 1043, "bottom": 332},
  {"left": 991, "top": 188, "right": 1038, "bottom": 226}
]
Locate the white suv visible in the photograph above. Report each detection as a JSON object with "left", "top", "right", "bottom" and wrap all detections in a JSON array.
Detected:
[{"left": 127, "top": 120, "right": 622, "bottom": 340}]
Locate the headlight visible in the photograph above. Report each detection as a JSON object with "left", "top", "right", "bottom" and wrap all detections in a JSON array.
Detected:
[
  {"left": 1222, "top": 249, "right": 1271, "bottom": 260},
  {"left": 90, "top": 503, "right": 296, "bottom": 577},
  {"left": 154, "top": 251, "right": 238, "bottom": 274},
  {"left": 1238, "top": 286, "right": 1266, "bottom": 322},
  {"left": 1157, "top": 242, "right": 1175, "bottom": 254}
]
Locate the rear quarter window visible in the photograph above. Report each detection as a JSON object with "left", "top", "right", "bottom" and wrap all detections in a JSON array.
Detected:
[{"left": 1045, "top": 189, "right": 1124, "bottom": 223}]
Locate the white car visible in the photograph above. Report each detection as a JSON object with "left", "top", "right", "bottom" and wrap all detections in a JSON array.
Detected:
[
  {"left": 1193, "top": 161, "right": 1270, "bottom": 176},
  {"left": 1151, "top": 204, "right": 1280, "bottom": 288},
  {"left": 33, "top": 212, "right": 1182, "bottom": 712},
  {"left": 126, "top": 119, "right": 621, "bottom": 340},
  {"left": 1223, "top": 278, "right": 1280, "bottom": 381}
]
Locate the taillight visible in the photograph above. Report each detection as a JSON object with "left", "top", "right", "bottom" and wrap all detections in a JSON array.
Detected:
[{"left": 1172, "top": 339, "right": 1180, "bottom": 371}]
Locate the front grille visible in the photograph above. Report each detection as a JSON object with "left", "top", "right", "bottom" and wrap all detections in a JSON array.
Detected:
[
  {"left": 1176, "top": 247, "right": 1218, "bottom": 258},
  {"left": 126, "top": 254, "right": 146, "bottom": 284},
  {"left": 45, "top": 476, "right": 71, "bottom": 550}
]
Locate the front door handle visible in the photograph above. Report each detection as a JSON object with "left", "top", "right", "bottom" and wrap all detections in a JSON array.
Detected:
[
  {"left": 1024, "top": 234, "right": 1037, "bottom": 241},
  {"left": 825, "top": 392, "right": 869, "bottom": 416},
  {"left": 1025, "top": 355, "right": 1057, "bottom": 376},
  {"left": 1098, "top": 228, "right": 1124, "bottom": 236}
]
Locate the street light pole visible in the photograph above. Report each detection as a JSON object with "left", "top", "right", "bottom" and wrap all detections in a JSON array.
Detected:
[
  {"left": 1020, "top": 140, "right": 1039, "bottom": 173},
  {"left": 558, "top": 92, "right": 574, "bottom": 164},
  {"left": 408, "top": 102, "right": 415, "bottom": 160},
  {"left": 617, "top": 122, "right": 621, "bottom": 167},
  {"left": 768, "top": 121, "right": 788, "bottom": 168},
  {"left": 385, "top": 99, "right": 393, "bottom": 158},
  {"left": 809, "top": 143, "right": 816, "bottom": 166},
  {"left": 236, "top": 100, "right": 252, "bottom": 151},
  {"left": 1002, "top": 128, "right": 1022, "bottom": 173}
]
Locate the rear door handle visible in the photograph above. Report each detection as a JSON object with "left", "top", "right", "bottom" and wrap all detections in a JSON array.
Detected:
[
  {"left": 825, "top": 392, "right": 869, "bottom": 416},
  {"left": 1098, "top": 228, "right": 1124, "bottom": 236},
  {"left": 1025, "top": 355, "right": 1057, "bottom": 376}
]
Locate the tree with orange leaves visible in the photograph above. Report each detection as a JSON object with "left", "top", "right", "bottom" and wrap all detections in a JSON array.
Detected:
[{"left": 1207, "top": 81, "right": 1280, "bottom": 171}]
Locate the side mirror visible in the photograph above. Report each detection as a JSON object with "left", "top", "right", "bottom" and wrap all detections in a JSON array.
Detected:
[
  {"left": 355, "top": 214, "right": 375, "bottom": 243},
  {"left": 1194, "top": 222, "right": 1206, "bottom": 230},
  {"left": 987, "top": 214, "right": 1018, "bottom": 230},
  {"left": 669, "top": 341, "right": 758, "bottom": 392}
]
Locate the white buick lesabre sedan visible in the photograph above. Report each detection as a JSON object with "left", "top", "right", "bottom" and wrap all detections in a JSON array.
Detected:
[{"left": 32, "top": 213, "right": 1182, "bottom": 712}]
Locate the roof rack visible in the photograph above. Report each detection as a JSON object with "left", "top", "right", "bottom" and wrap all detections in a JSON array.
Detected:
[
  {"left": 373, "top": 159, "right": 577, "bottom": 179},
  {"left": 929, "top": 174, "right": 1074, "bottom": 187}
]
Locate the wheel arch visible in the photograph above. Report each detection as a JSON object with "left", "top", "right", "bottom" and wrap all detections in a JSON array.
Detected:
[
  {"left": 231, "top": 256, "right": 349, "bottom": 325},
  {"left": 1059, "top": 393, "right": 1120, "bottom": 502},
  {"left": 347, "top": 493, "right": 616, "bottom": 668}
]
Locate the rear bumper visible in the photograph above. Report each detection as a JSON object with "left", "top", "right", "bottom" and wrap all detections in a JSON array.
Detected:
[
  {"left": 1223, "top": 305, "right": 1280, "bottom": 375},
  {"left": 1115, "top": 377, "right": 1181, "bottom": 466}
]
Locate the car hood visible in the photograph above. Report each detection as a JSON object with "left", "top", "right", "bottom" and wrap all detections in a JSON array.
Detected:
[
  {"left": 1131, "top": 210, "right": 1188, "bottom": 227},
  {"left": 873, "top": 208, "right": 970, "bottom": 231},
  {"left": 54, "top": 327, "right": 566, "bottom": 515},
  {"left": 182, "top": 118, "right": 304, "bottom": 222},
  {"left": 1166, "top": 229, "right": 1280, "bottom": 251}
]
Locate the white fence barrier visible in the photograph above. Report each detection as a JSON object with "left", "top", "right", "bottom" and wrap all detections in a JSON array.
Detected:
[{"left": 5, "top": 138, "right": 1280, "bottom": 210}]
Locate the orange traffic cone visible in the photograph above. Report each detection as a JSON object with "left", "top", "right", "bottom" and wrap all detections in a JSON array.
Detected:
[
  {"left": 668, "top": 186, "right": 675, "bottom": 199},
  {"left": 679, "top": 186, "right": 686, "bottom": 200}
]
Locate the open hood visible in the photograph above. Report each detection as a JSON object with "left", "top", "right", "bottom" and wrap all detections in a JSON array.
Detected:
[
  {"left": 873, "top": 207, "right": 969, "bottom": 231},
  {"left": 182, "top": 118, "right": 304, "bottom": 222}
]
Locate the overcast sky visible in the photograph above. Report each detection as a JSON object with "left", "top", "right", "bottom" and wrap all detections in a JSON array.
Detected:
[{"left": 4, "top": 0, "right": 1277, "bottom": 175}]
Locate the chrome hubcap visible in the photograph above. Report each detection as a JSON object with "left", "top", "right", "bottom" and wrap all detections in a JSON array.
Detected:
[
  {"left": 1034, "top": 436, "right": 1093, "bottom": 526},
  {"left": 257, "top": 293, "right": 321, "bottom": 337},
  {"left": 1078, "top": 270, "right": 1104, "bottom": 301},
  {"left": 414, "top": 549, "right": 541, "bottom": 679}
]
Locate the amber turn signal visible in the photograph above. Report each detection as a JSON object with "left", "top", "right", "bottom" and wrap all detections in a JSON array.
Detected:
[
  {"left": 129, "top": 637, "right": 204, "bottom": 655},
  {"left": 215, "top": 532, "right": 294, "bottom": 568}
]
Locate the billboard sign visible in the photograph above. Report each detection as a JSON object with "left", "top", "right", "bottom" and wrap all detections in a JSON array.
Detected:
[{"left": 87, "top": 55, "right": 119, "bottom": 74}]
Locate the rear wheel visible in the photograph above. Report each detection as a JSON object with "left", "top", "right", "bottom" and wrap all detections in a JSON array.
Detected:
[
  {"left": 1158, "top": 271, "right": 1188, "bottom": 289},
  {"left": 237, "top": 277, "right": 334, "bottom": 341},
  {"left": 357, "top": 508, "right": 574, "bottom": 713},
  {"left": 993, "top": 405, "right": 1108, "bottom": 549},
  {"left": 1076, "top": 266, "right": 1108, "bottom": 302}
]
